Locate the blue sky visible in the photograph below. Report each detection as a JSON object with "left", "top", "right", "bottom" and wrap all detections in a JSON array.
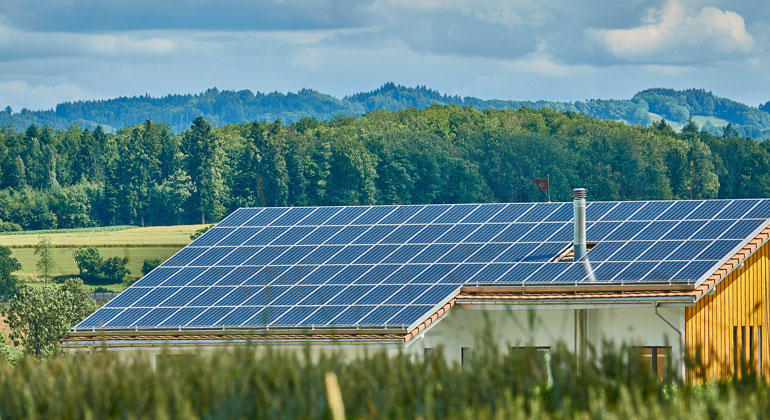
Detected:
[{"left": 1, "top": 0, "right": 768, "bottom": 111}]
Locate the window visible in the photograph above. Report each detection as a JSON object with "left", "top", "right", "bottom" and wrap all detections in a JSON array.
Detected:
[
  {"left": 733, "top": 325, "right": 763, "bottom": 377},
  {"left": 461, "top": 347, "right": 471, "bottom": 366},
  {"left": 510, "top": 346, "right": 552, "bottom": 382},
  {"left": 424, "top": 348, "right": 435, "bottom": 359},
  {"left": 632, "top": 346, "right": 671, "bottom": 379}
]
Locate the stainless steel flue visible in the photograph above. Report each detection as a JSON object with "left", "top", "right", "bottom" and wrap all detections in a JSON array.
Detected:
[
  {"left": 573, "top": 188, "right": 587, "bottom": 260},
  {"left": 573, "top": 188, "right": 588, "bottom": 364}
]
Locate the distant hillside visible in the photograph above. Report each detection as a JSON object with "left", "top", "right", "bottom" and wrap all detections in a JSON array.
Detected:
[{"left": 1, "top": 83, "right": 769, "bottom": 138}]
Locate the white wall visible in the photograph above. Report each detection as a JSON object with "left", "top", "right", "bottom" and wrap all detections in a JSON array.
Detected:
[
  {"left": 405, "top": 305, "right": 685, "bottom": 373},
  {"left": 69, "top": 304, "right": 686, "bottom": 375}
]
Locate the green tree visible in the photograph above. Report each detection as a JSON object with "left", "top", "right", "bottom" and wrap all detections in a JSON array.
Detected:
[
  {"left": 101, "top": 256, "right": 129, "bottom": 284},
  {"left": 236, "top": 121, "right": 289, "bottom": 207},
  {"left": 9, "top": 156, "right": 26, "bottom": 189},
  {"left": 142, "top": 258, "right": 161, "bottom": 276},
  {"left": 3, "top": 278, "right": 96, "bottom": 357},
  {"left": 182, "top": 117, "right": 227, "bottom": 223},
  {"left": 0, "top": 245, "right": 21, "bottom": 298},
  {"left": 72, "top": 247, "right": 102, "bottom": 283},
  {"left": 150, "top": 166, "right": 193, "bottom": 225},
  {"left": 324, "top": 133, "right": 378, "bottom": 205},
  {"left": 34, "top": 236, "right": 55, "bottom": 283},
  {"left": 688, "top": 138, "right": 720, "bottom": 199},
  {"left": 722, "top": 123, "right": 740, "bottom": 139},
  {"left": 190, "top": 225, "right": 213, "bottom": 240}
]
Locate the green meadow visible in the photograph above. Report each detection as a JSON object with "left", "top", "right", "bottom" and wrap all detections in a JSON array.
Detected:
[{"left": 0, "top": 225, "right": 206, "bottom": 290}]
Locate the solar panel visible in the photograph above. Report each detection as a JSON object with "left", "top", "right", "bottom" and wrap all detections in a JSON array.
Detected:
[{"left": 76, "top": 199, "right": 770, "bottom": 332}]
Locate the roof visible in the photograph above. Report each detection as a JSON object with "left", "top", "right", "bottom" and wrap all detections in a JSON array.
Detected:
[{"left": 69, "top": 199, "right": 770, "bottom": 342}]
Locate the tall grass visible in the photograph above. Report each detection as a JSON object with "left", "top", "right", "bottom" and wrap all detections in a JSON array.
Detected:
[{"left": 0, "top": 342, "right": 768, "bottom": 419}]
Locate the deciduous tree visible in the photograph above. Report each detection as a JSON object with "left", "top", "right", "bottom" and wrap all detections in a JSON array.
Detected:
[
  {"left": 3, "top": 278, "right": 96, "bottom": 357},
  {"left": 34, "top": 236, "right": 55, "bottom": 283}
]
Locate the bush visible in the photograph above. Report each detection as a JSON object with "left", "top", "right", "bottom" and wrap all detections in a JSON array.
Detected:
[
  {"left": 0, "top": 221, "right": 22, "bottom": 232},
  {"left": 101, "top": 257, "right": 129, "bottom": 284},
  {"left": 190, "top": 224, "right": 214, "bottom": 240},
  {"left": 0, "top": 338, "right": 23, "bottom": 366},
  {"left": 142, "top": 258, "right": 161, "bottom": 275},
  {"left": 0, "top": 245, "right": 21, "bottom": 298},
  {"left": 3, "top": 278, "right": 96, "bottom": 356},
  {"left": 72, "top": 247, "right": 130, "bottom": 285},
  {"left": 72, "top": 247, "right": 102, "bottom": 283}
]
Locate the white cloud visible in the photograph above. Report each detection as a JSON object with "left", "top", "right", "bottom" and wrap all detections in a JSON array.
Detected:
[
  {"left": 0, "top": 23, "right": 175, "bottom": 60},
  {"left": 590, "top": 0, "right": 755, "bottom": 64},
  {"left": 87, "top": 35, "right": 174, "bottom": 55},
  {"left": 0, "top": 80, "right": 86, "bottom": 111}
]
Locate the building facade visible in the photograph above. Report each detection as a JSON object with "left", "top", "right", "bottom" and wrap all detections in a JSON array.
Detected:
[{"left": 64, "top": 195, "right": 770, "bottom": 380}]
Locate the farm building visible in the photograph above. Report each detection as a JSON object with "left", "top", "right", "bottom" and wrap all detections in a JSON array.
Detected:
[{"left": 64, "top": 190, "right": 770, "bottom": 380}]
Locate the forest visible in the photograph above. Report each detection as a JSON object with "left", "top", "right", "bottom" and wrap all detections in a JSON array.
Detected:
[
  {"left": 2, "top": 83, "right": 769, "bottom": 139},
  {"left": 0, "top": 105, "right": 769, "bottom": 231}
]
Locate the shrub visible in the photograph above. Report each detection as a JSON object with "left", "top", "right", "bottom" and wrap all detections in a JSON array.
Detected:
[
  {"left": 0, "top": 338, "right": 23, "bottom": 366},
  {"left": 142, "top": 258, "right": 161, "bottom": 275},
  {"left": 190, "top": 224, "right": 213, "bottom": 240},
  {"left": 72, "top": 247, "right": 102, "bottom": 283},
  {"left": 0, "top": 245, "right": 21, "bottom": 298},
  {"left": 72, "top": 247, "right": 130, "bottom": 285},
  {"left": 101, "top": 257, "right": 129, "bottom": 284},
  {"left": 0, "top": 221, "right": 22, "bottom": 232},
  {"left": 3, "top": 278, "right": 96, "bottom": 357}
]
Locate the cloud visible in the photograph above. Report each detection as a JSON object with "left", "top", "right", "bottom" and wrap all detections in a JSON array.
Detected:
[
  {"left": 589, "top": 0, "right": 755, "bottom": 64},
  {"left": 0, "top": 0, "right": 374, "bottom": 32},
  {"left": 349, "top": 0, "right": 542, "bottom": 60},
  {"left": 1, "top": 0, "right": 770, "bottom": 112},
  {"left": 87, "top": 35, "right": 174, "bottom": 55},
  {"left": 0, "top": 24, "right": 176, "bottom": 61},
  {"left": 0, "top": 80, "right": 86, "bottom": 111}
]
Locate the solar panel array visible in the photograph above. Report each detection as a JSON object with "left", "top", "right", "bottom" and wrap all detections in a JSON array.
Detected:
[{"left": 76, "top": 199, "right": 770, "bottom": 331}]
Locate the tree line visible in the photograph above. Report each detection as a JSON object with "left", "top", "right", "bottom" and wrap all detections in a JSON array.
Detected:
[
  {"left": 2, "top": 83, "right": 769, "bottom": 138},
  {"left": 0, "top": 105, "right": 769, "bottom": 231}
]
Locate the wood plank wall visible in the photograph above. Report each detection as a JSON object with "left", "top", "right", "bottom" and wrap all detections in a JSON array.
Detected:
[{"left": 686, "top": 243, "right": 769, "bottom": 380}]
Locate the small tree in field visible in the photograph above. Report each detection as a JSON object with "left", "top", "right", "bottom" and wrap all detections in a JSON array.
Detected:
[
  {"left": 3, "top": 278, "right": 96, "bottom": 357},
  {"left": 34, "top": 237, "right": 56, "bottom": 283},
  {"left": 72, "top": 247, "right": 102, "bottom": 283},
  {"left": 101, "top": 256, "right": 129, "bottom": 283},
  {"left": 0, "top": 245, "right": 21, "bottom": 298}
]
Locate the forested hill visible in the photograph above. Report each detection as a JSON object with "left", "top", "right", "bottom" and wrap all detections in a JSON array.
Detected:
[
  {"left": 2, "top": 83, "right": 769, "bottom": 139},
  {"left": 1, "top": 106, "right": 770, "bottom": 232}
]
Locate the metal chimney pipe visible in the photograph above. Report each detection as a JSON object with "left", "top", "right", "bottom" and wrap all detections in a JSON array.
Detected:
[
  {"left": 572, "top": 188, "right": 588, "bottom": 364},
  {"left": 573, "top": 188, "right": 587, "bottom": 261}
]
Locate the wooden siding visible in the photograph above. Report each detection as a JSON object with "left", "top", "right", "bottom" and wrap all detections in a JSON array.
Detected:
[{"left": 686, "top": 242, "right": 770, "bottom": 380}]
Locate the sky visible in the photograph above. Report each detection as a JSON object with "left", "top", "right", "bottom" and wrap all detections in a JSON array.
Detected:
[{"left": 1, "top": 0, "right": 769, "bottom": 111}]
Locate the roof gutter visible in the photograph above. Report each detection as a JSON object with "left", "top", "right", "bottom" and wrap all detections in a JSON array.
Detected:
[
  {"left": 456, "top": 295, "right": 695, "bottom": 308},
  {"left": 62, "top": 337, "right": 405, "bottom": 349}
]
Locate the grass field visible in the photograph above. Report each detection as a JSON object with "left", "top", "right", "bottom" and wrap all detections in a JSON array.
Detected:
[
  {"left": 692, "top": 115, "right": 730, "bottom": 129},
  {"left": 1, "top": 344, "right": 769, "bottom": 419},
  {"left": 648, "top": 112, "right": 684, "bottom": 131},
  {"left": 0, "top": 224, "right": 206, "bottom": 290}
]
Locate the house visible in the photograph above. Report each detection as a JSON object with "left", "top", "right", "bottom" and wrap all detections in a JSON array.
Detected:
[{"left": 63, "top": 190, "right": 770, "bottom": 380}]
